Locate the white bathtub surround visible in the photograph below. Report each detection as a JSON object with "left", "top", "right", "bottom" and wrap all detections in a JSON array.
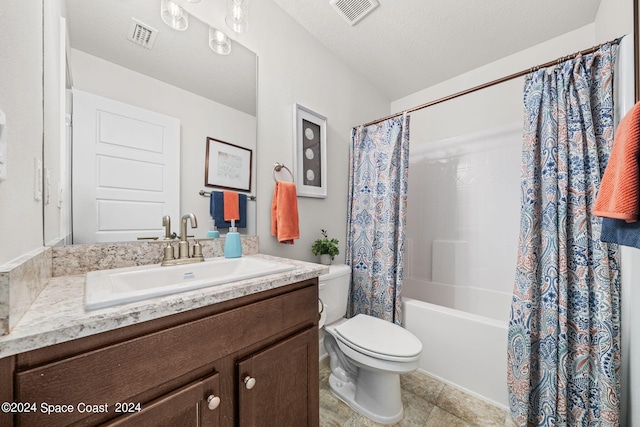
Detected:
[
  {"left": 403, "top": 277, "right": 512, "bottom": 323},
  {"left": 403, "top": 297, "right": 509, "bottom": 409},
  {"left": 401, "top": 124, "right": 520, "bottom": 408},
  {"left": 405, "top": 123, "right": 522, "bottom": 299},
  {"left": 402, "top": 123, "right": 521, "bottom": 409},
  {"left": 431, "top": 240, "right": 468, "bottom": 286}
]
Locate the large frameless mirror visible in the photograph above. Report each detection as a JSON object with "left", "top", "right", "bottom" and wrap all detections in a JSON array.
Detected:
[{"left": 43, "top": 0, "right": 257, "bottom": 245}]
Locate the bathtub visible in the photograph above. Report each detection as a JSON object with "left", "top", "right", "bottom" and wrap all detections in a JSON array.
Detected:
[{"left": 402, "top": 278, "right": 510, "bottom": 409}]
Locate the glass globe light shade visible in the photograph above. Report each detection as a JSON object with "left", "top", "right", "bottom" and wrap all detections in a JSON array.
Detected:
[
  {"left": 209, "top": 28, "right": 232, "bottom": 55},
  {"left": 225, "top": 0, "right": 249, "bottom": 33},
  {"left": 161, "top": 0, "right": 188, "bottom": 31}
]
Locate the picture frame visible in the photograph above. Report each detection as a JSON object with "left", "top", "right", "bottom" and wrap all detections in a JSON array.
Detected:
[
  {"left": 294, "top": 103, "right": 327, "bottom": 198},
  {"left": 204, "top": 137, "right": 252, "bottom": 192}
]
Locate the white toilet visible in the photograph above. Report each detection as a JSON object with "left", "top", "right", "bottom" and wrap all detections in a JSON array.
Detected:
[{"left": 318, "top": 264, "right": 423, "bottom": 424}]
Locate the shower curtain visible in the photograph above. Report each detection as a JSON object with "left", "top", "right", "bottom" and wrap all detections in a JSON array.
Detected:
[
  {"left": 346, "top": 113, "right": 410, "bottom": 324},
  {"left": 507, "top": 42, "right": 621, "bottom": 426}
]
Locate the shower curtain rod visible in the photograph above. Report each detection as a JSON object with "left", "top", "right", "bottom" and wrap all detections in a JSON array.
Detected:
[{"left": 363, "top": 36, "right": 629, "bottom": 128}]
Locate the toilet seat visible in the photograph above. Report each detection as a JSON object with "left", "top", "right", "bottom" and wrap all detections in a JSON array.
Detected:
[{"left": 334, "top": 314, "right": 422, "bottom": 362}]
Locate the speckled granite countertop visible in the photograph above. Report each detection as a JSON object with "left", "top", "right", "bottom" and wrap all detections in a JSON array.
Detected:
[{"left": 0, "top": 254, "right": 328, "bottom": 359}]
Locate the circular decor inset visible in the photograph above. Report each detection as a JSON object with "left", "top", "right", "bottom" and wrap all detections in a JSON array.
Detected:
[
  {"left": 304, "top": 127, "right": 315, "bottom": 140},
  {"left": 305, "top": 148, "right": 315, "bottom": 159}
]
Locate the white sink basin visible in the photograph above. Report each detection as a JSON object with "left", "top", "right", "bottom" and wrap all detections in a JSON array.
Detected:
[{"left": 85, "top": 256, "right": 295, "bottom": 311}]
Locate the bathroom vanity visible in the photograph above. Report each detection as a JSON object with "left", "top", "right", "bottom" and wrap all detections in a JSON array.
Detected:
[{"left": 0, "top": 253, "right": 326, "bottom": 427}]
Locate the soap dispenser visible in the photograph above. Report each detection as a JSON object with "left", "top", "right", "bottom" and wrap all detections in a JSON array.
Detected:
[
  {"left": 206, "top": 216, "right": 220, "bottom": 238},
  {"left": 224, "top": 220, "right": 242, "bottom": 258}
]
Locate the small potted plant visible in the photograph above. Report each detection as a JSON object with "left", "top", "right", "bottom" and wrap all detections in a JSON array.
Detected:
[{"left": 311, "top": 229, "right": 339, "bottom": 265}]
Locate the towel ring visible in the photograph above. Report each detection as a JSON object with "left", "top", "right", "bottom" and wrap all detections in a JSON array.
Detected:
[{"left": 273, "top": 162, "right": 294, "bottom": 182}]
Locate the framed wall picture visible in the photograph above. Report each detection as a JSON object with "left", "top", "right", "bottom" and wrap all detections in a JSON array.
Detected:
[
  {"left": 205, "top": 137, "right": 252, "bottom": 192},
  {"left": 294, "top": 103, "right": 327, "bottom": 198}
]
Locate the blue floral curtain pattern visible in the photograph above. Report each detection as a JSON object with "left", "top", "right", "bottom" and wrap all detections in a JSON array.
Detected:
[
  {"left": 346, "top": 113, "right": 410, "bottom": 324},
  {"left": 507, "top": 42, "right": 621, "bottom": 427}
]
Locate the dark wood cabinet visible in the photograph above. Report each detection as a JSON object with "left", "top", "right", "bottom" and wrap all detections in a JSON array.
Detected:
[
  {"left": 1, "top": 278, "right": 319, "bottom": 427},
  {"left": 104, "top": 372, "right": 221, "bottom": 427},
  {"left": 238, "top": 328, "right": 318, "bottom": 427}
]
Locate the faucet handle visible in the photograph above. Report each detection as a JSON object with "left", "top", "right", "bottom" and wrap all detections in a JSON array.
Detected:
[
  {"left": 162, "top": 242, "right": 175, "bottom": 263},
  {"left": 192, "top": 240, "right": 204, "bottom": 259},
  {"left": 162, "top": 215, "right": 175, "bottom": 240}
]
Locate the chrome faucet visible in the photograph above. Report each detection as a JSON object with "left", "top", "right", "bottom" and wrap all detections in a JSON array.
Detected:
[{"left": 161, "top": 213, "right": 204, "bottom": 266}]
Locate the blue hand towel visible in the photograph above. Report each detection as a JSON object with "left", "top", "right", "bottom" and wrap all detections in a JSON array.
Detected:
[
  {"left": 600, "top": 217, "right": 640, "bottom": 249},
  {"left": 210, "top": 192, "right": 247, "bottom": 228}
]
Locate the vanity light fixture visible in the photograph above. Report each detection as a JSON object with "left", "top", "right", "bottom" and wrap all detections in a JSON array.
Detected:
[
  {"left": 209, "top": 28, "right": 232, "bottom": 55},
  {"left": 160, "top": 0, "right": 231, "bottom": 55},
  {"left": 225, "top": 0, "right": 249, "bottom": 33},
  {"left": 160, "top": 0, "right": 189, "bottom": 31}
]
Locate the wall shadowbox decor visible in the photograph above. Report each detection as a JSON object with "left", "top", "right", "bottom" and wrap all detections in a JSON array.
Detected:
[
  {"left": 205, "top": 137, "right": 252, "bottom": 192},
  {"left": 293, "top": 103, "right": 327, "bottom": 198}
]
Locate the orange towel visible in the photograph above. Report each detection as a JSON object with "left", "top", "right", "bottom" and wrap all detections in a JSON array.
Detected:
[
  {"left": 594, "top": 101, "right": 640, "bottom": 222},
  {"left": 223, "top": 191, "right": 240, "bottom": 221},
  {"left": 271, "top": 182, "right": 300, "bottom": 244}
]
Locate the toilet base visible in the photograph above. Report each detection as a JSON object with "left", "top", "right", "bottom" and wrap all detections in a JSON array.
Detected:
[{"left": 328, "top": 370, "right": 403, "bottom": 425}]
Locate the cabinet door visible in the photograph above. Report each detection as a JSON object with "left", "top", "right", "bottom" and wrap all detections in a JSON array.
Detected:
[
  {"left": 104, "top": 372, "right": 220, "bottom": 427},
  {"left": 238, "top": 328, "right": 318, "bottom": 427}
]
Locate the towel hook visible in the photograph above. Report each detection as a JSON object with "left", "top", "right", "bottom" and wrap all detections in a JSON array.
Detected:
[{"left": 273, "top": 162, "right": 294, "bottom": 182}]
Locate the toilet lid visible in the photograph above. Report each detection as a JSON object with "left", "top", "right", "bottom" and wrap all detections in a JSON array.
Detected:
[{"left": 334, "top": 314, "right": 422, "bottom": 358}]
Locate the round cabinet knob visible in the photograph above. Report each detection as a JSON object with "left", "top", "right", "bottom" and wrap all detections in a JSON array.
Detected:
[
  {"left": 244, "top": 376, "right": 256, "bottom": 390},
  {"left": 207, "top": 395, "right": 220, "bottom": 411}
]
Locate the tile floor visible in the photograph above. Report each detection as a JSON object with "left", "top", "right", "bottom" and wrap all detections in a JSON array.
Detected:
[{"left": 319, "top": 359, "right": 517, "bottom": 427}]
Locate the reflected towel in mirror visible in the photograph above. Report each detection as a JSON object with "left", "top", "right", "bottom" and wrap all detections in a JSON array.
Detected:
[
  {"left": 210, "top": 191, "right": 247, "bottom": 228},
  {"left": 223, "top": 191, "right": 240, "bottom": 221}
]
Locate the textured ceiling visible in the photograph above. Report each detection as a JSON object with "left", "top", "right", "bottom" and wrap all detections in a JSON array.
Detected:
[{"left": 272, "top": 0, "right": 603, "bottom": 101}]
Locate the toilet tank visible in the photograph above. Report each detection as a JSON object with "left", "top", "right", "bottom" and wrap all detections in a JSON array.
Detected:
[{"left": 318, "top": 264, "right": 351, "bottom": 324}]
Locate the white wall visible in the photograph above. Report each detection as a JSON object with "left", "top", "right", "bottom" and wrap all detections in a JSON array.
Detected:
[
  {"left": 595, "top": 0, "right": 631, "bottom": 41},
  {"left": 245, "top": 1, "right": 390, "bottom": 261},
  {"left": 69, "top": 49, "right": 258, "bottom": 238},
  {"left": 0, "top": 1, "right": 44, "bottom": 266},
  {"left": 186, "top": 0, "right": 391, "bottom": 263}
]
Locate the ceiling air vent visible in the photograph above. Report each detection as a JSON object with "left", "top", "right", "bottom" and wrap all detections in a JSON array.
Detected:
[
  {"left": 330, "top": 0, "right": 379, "bottom": 26},
  {"left": 127, "top": 18, "right": 158, "bottom": 49}
]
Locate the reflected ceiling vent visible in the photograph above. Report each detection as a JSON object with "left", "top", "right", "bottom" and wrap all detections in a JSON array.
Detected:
[
  {"left": 330, "top": 0, "right": 379, "bottom": 26},
  {"left": 127, "top": 18, "right": 158, "bottom": 49}
]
